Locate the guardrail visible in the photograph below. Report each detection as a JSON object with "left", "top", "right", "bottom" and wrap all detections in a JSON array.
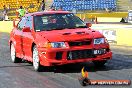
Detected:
[{"left": 76, "top": 12, "right": 128, "bottom": 19}]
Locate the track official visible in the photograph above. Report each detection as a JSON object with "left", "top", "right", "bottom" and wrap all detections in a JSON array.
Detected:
[{"left": 17, "top": 6, "right": 26, "bottom": 18}]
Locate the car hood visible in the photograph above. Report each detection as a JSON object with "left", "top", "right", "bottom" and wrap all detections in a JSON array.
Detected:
[{"left": 36, "top": 28, "right": 103, "bottom": 42}]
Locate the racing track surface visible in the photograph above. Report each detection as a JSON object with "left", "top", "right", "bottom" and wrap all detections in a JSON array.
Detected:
[{"left": 0, "top": 32, "right": 132, "bottom": 88}]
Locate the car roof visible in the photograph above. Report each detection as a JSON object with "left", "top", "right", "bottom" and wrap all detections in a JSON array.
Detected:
[{"left": 25, "top": 10, "right": 71, "bottom": 16}]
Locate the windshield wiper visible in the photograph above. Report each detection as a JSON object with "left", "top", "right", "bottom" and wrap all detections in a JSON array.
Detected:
[
  {"left": 45, "top": 29, "right": 53, "bottom": 31},
  {"left": 76, "top": 26, "right": 87, "bottom": 28},
  {"left": 45, "top": 27, "right": 76, "bottom": 31},
  {"left": 51, "top": 27, "right": 66, "bottom": 30},
  {"left": 42, "top": 28, "right": 64, "bottom": 31},
  {"left": 66, "top": 27, "right": 76, "bottom": 29}
]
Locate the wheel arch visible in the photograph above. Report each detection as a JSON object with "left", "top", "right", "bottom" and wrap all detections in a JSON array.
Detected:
[
  {"left": 9, "top": 38, "right": 16, "bottom": 49},
  {"left": 31, "top": 42, "right": 36, "bottom": 52},
  {"left": 9, "top": 41, "right": 12, "bottom": 50},
  {"left": 9, "top": 39, "right": 15, "bottom": 50}
]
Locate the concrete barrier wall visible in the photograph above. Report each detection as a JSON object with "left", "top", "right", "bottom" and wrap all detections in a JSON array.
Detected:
[
  {"left": 97, "top": 17, "right": 122, "bottom": 22},
  {"left": 0, "top": 21, "right": 13, "bottom": 33},
  {"left": 94, "top": 28, "right": 132, "bottom": 46},
  {"left": 76, "top": 12, "right": 128, "bottom": 19},
  {"left": 92, "top": 24, "right": 132, "bottom": 46},
  {"left": 116, "top": 29, "right": 132, "bottom": 46}
]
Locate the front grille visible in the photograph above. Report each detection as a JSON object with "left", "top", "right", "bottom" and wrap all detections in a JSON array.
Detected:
[
  {"left": 67, "top": 49, "right": 95, "bottom": 60},
  {"left": 68, "top": 40, "right": 91, "bottom": 46}
]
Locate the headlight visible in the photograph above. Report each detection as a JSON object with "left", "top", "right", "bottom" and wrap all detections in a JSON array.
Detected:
[
  {"left": 44, "top": 42, "right": 66, "bottom": 48},
  {"left": 94, "top": 38, "right": 105, "bottom": 44},
  {"left": 51, "top": 42, "right": 66, "bottom": 48}
]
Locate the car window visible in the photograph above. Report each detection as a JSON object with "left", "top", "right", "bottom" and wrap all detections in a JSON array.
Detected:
[
  {"left": 34, "top": 15, "right": 57, "bottom": 31},
  {"left": 17, "top": 17, "right": 26, "bottom": 31},
  {"left": 25, "top": 16, "right": 33, "bottom": 30},
  {"left": 34, "top": 13, "right": 87, "bottom": 31}
]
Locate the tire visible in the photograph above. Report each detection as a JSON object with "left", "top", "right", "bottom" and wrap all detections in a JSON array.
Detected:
[
  {"left": 93, "top": 60, "right": 107, "bottom": 67},
  {"left": 10, "top": 43, "right": 22, "bottom": 63},
  {"left": 32, "top": 45, "right": 43, "bottom": 71}
]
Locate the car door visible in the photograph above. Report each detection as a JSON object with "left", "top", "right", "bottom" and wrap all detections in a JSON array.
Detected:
[
  {"left": 22, "top": 16, "right": 33, "bottom": 61},
  {"left": 14, "top": 17, "right": 26, "bottom": 58}
]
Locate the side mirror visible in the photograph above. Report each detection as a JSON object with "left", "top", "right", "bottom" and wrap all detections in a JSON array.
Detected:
[
  {"left": 22, "top": 27, "right": 31, "bottom": 32},
  {"left": 86, "top": 23, "right": 92, "bottom": 28}
]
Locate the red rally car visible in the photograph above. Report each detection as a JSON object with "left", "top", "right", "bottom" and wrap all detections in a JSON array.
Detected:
[{"left": 9, "top": 10, "right": 112, "bottom": 71}]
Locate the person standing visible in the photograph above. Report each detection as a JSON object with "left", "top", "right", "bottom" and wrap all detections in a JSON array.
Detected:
[
  {"left": 25, "top": 8, "right": 28, "bottom": 14},
  {"left": 58, "top": 6, "right": 63, "bottom": 11},
  {"left": 3, "top": 5, "right": 8, "bottom": 20},
  {"left": 17, "top": 6, "right": 26, "bottom": 18},
  {"left": 37, "top": 0, "right": 39, "bottom": 3},
  {"left": 41, "top": 0, "right": 45, "bottom": 11}
]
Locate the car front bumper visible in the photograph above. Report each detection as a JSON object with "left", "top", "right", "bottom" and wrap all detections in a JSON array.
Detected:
[{"left": 38, "top": 46, "right": 112, "bottom": 66}]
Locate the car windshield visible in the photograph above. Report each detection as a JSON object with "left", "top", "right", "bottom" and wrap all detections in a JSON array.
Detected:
[{"left": 34, "top": 13, "right": 87, "bottom": 31}]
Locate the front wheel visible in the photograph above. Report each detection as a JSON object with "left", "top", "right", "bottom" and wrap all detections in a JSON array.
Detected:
[
  {"left": 32, "top": 45, "right": 43, "bottom": 71},
  {"left": 92, "top": 60, "right": 107, "bottom": 67}
]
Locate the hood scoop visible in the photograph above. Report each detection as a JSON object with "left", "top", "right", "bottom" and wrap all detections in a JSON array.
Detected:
[
  {"left": 62, "top": 31, "right": 88, "bottom": 35},
  {"left": 76, "top": 31, "right": 85, "bottom": 34},
  {"left": 92, "top": 30, "right": 95, "bottom": 32},
  {"left": 62, "top": 32, "right": 71, "bottom": 35}
]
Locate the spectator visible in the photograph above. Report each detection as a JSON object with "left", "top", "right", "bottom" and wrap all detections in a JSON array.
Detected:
[
  {"left": 105, "top": 8, "right": 110, "bottom": 13},
  {"left": 37, "top": 0, "right": 39, "bottom": 3},
  {"left": 50, "top": 2, "right": 55, "bottom": 10},
  {"left": 58, "top": 6, "right": 63, "bottom": 11},
  {"left": 41, "top": 1, "right": 45, "bottom": 11},
  {"left": 29, "top": 3, "right": 35, "bottom": 8},
  {"left": 49, "top": 6, "right": 55, "bottom": 11},
  {"left": 42, "top": 0, "right": 44, "bottom": 3},
  {"left": 3, "top": 5, "right": 8, "bottom": 20},
  {"left": 49, "top": 2, "right": 56, "bottom": 11},
  {"left": 17, "top": 6, "right": 26, "bottom": 18},
  {"left": 8, "top": 5, "right": 10, "bottom": 10},
  {"left": 25, "top": 8, "right": 28, "bottom": 14}
]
